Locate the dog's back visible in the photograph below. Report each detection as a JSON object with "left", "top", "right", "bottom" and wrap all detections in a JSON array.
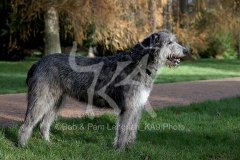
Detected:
[
  {"left": 26, "top": 61, "right": 38, "bottom": 86},
  {"left": 24, "top": 53, "right": 148, "bottom": 108}
]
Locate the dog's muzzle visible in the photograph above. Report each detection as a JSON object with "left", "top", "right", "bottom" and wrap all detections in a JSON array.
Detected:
[{"left": 167, "top": 48, "right": 188, "bottom": 66}]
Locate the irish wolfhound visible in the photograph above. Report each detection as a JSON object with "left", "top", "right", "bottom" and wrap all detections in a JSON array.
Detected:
[{"left": 18, "top": 30, "right": 188, "bottom": 150}]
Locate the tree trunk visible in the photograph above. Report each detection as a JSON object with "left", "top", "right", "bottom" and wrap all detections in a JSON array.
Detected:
[
  {"left": 179, "top": 0, "right": 193, "bottom": 60},
  {"left": 44, "top": 7, "right": 61, "bottom": 56},
  {"left": 149, "top": 0, "right": 156, "bottom": 32},
  {"left": 238, "top": 32, "right": 240, "bottom": 59},
  {"left": 179, "top": 0, "right": 188, "bottom": 15},
  {"left": 167, "top": 0, "right": 173, "bottom": 31},
  {"left": 179, "top": 0, "right": 189, "bottom": 29},
  {"left": 163, "top": 0, "right": 173, "bottom": 31}
]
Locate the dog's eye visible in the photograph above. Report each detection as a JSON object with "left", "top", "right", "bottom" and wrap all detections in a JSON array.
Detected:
[{"left": 168, "top": 41, "right": 172, "bottom": 45}]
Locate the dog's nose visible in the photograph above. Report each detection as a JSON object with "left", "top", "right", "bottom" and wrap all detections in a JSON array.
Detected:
[{"left": 183, "top": 49, "right": 188, "bottom": 55}]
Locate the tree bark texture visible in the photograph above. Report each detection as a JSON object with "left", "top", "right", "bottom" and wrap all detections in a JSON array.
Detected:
[
  {"left": 149, "top": 0, "right": 156, "bottom": 32},
  {"left": 179, "top": 0, "right": 193, "bottom": 58},
  {"left": 44, "top": 7, "right": 61, "bottom": 55},
  {"left": 179, "top": 0, "right": 188, "bottom": 14},
  {"left": 163, "top": 0, "right": 173, "bottom": 31},
  {"left": 238, "top": 32, "right": 240, "bottom": 59}
]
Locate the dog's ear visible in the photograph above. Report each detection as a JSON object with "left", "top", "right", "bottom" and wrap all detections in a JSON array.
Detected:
[
  {"left": 150, "top": 33, "right": 159, "bottom": 47},
  {"left": 154, "top": 34, "right": 160, "bottom": 44}
]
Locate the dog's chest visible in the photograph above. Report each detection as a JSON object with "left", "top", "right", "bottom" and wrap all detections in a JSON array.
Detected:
[{"left": 133, "top": 88, "right": 151, "bottom": 107}]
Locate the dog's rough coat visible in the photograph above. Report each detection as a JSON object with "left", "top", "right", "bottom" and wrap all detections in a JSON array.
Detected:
[{"left": 18, "top": 30, "right": 188, "bottom": 150}]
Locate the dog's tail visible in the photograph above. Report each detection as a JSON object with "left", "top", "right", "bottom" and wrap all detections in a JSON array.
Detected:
[{"left": 26, "top": 62, "right": 38, "bottom": 86}]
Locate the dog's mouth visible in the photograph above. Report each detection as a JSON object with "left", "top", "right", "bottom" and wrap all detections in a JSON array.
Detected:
[{"left": 167, "top": 55, "right": 182, "bottom": 66}]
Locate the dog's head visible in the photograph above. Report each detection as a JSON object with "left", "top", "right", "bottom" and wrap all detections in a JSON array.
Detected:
[{"left": 142, "top": 30, "right": 188, "bottom": 67}]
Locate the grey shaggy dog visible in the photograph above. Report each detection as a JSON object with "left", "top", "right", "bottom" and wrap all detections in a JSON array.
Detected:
[{"left": 18, "top": 30, "right": 188, "bottom": 150}]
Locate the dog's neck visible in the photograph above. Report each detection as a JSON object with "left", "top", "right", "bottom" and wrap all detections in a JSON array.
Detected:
[
  {"left": 128, "top": 38, "right": 163, "bottom": 76},
  {"left": 130, "top": 34, "right": 155, "bottom": 54}
]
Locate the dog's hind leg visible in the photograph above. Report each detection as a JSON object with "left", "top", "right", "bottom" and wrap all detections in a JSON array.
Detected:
[
  {"left": 18, "top": 83, "right": 59, "bottom": 147},
  {"left": 39, "top": 94, "right": 65, "bottom": 140},
  {"left": 39, "top": 95, "right": 66, "bottom": 141}
]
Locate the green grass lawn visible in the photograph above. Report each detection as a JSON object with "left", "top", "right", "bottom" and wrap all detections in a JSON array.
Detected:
[
  {"left": 0, "top": 58, "right": 38, "bottom": 94},
  {"left": 1, "top": 96, "right": 240, "bottom": 159},
  {"left": 1, "top": 58, "right": 240, "bottom": 94}
]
